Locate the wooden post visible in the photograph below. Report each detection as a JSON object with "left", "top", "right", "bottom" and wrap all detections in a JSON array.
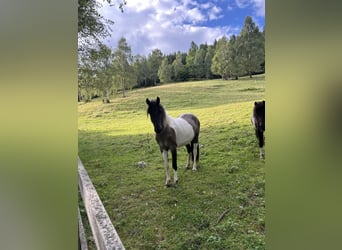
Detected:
[
  {"left": 78, "top": 207, "right": 88, "bottom": 250},
  {"left": 78, "top": 157, "right": 125, "bottom": 250}
]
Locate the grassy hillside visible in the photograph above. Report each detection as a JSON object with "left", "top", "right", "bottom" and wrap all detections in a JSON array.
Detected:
[{"left": 78, "top": 75, "right": 265, "bottom": 249}]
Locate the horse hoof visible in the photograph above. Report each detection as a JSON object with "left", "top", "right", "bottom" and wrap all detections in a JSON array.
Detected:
[
  {"left": 173, "top": 181, "right": 178, "bottom": 188},
  {"left": 192, "top": 168, "right": 197, "bottom": 172}
]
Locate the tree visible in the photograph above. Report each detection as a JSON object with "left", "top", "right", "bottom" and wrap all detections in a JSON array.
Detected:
[
  {"left": 89, "top": 44, "right": 116, "bottom": 103},
  {"left": 148, "top": 49, "right": 163, "bottom": 85},
  {"left": 194, "top": 44, "right": 207, "bottom": 79},
  {"left": 238, "top": 16, "right": 264, "bottom": 77},
  {"left": 172, "top": 52, "right": 188, "bottom": 81},
  {"left": 211, "top": 36, "right": 230, "bottom": 79},
  {"left": 133, "top": 55, "right": 151, "bottom": 87},
  {"left": 113, "top": 37, "right": 135, "bottom": 97},
  {"left": 186, "top": 41, "right": 198, "bottom": 78},
  {"left": 78, "top": 0, "right": 127, "bottom": 101},
  {"left": 204, "top": 45, "right": 215, "bottom": 79},
  {"left": 226, "top": 35, "right": 242, "bottom": 79},
  {"left": 78, "top": 58, "right": 96, "bottom": 102},
  {"left": 78, "top": 0, "right": 126, "bottom": 48},
  {"left": 158, "top": 58, "right": 173, "bottom": 83}
]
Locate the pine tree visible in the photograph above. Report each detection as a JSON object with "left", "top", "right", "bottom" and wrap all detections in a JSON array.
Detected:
[
  {"left": 238, "top": 16, "right": 264, "bottom": 77},
  {"left": 186, "top": 41, "right": 198, "bottom": 79}
]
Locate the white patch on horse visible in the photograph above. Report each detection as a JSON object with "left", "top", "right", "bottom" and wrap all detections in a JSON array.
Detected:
[
  {"left": 166, "top": 115, "right": 195, "bottom": 147},
  {"left": 259, "top": 147, "right": 265, "bottom": 159},
  {"left": 173, "top": 169, "right": 178, "bottom": 185},
  {"left": 251, "top": 116, "right": 256, "bottom": 126}
]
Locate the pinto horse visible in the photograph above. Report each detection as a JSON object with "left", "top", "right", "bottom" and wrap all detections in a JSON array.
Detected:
[
  {"left": 251, "top": 100, "right": 265, "bottom": 159},
  {"left": 146, "top": 97, "right": 200, "bottom": 187}
]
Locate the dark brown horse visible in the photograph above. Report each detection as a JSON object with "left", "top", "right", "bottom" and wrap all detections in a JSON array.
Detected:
[
  {"left": 251, "top": 100, "right": 265, "bottom": 159},
  {"left": 146, "top": 97, "right": 200, "bottom": 187}
]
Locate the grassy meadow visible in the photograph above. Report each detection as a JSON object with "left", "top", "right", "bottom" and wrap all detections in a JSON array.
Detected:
[{"left": 78, "top": 75, "right": 265, "bottom": 249}]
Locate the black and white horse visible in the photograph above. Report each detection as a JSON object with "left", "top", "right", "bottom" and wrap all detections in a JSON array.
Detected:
[
  {"left": 251, "top": 100, "right": 265, "bottom": 159},
  {"left": 146, "top": 97, "right": 200, "bottom": 187}
]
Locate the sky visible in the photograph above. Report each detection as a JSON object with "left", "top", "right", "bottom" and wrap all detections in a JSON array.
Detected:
[{"left": 98, "top": 0, "right": 265, "bottom": 56}]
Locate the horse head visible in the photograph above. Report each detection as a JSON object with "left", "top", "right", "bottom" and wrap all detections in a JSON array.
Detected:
[{"left": 146, "top": 96, "right": 165, "bottom": 134}]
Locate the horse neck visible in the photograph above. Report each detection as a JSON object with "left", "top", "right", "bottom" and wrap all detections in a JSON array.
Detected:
[{"left": 163, "top": 109, "right": 173, "bottom": 128}]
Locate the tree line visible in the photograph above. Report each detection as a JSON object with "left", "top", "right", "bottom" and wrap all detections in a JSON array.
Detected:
[{"left": 78, "top": 16, "right": 264, "bottom": 102}]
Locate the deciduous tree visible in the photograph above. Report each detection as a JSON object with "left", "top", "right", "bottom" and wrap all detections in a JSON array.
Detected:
[
  {"left": 113, "top": 37, "right": 135, "bottom": 97},
  {"left": 148, "top": 49, "right": 163, "bottom": 85},
  {"left": 158, "top": 58, "right": 173, "bottom": 83}
]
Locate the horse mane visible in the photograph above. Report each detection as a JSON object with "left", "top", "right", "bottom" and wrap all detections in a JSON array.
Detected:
[{"left": 159, "top": 104, "right": 169, "bottom": 128}]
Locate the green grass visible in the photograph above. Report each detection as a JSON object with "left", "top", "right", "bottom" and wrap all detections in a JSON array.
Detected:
[{"left": 78, "top": 75, "right": 265, "bottom": 249}]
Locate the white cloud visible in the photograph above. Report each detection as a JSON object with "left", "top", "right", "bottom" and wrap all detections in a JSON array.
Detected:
[
  {"left": 98, "top": 1, "right": 241, "bottom": 55},
  {"left": 235, "top": 0, "right": 265, "bottom": 17},
  {"left": 235, "top": 0, "right": 250, "bottom": 8},
  {"left": 227, "top": 5, "right": 234, "bottom": 11},
  {"left": 208, "top": 5, "right": 223, "bottom": 21},
  {"left": 251, "top": 0, "right": 265, "bottom": 17}
]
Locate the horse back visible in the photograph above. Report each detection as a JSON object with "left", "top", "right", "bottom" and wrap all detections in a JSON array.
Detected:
[
  {"left": 169, "top": 114, "right": 200, "bottom": 146},
  {"left": 179, "top": 114, "right": 200, "bottom": 135}
]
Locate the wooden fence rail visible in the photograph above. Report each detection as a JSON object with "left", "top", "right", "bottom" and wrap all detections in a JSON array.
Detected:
[{"left": 78, "top": 157, "right": 125, "bottom": 250}]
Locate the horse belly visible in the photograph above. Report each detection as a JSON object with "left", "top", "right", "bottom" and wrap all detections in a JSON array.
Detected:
[{"left": 172, "top": 118, "right": 195, "bottom": 147}]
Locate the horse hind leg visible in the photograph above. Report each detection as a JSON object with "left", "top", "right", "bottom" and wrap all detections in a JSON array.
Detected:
[
  {"left": 192, "top": 143, "right": 199, "bottom": 171},
  {"left": 185, "top": 144, "right": 192, "bottom": 169}
]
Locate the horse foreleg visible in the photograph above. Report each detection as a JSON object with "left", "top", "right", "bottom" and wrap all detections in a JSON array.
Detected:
[
  {"left": 258, "top": 130, "right": 265, "bottom": 159},
  {"left": 163, "top": 150, "right": 171, "bottom": 187},
  {"left": 259, "top": 147, "right": 265, "bottom": 159},
  {"left": 171, "top": 149, "right": 178, "bottom": 187},
  {"left": 192, "top": 143, "right": 198, "bottom": 171}
]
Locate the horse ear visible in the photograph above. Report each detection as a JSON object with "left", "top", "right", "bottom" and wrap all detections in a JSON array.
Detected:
[
  {"left": 263, "top": 100, "right": 265, "bottom": 104},
  {"left": 146, "top": 98, "right": 150, "bottom": 105},
  {"left": 254, "top": 101, "right": 257, "bottom": 106},
  {"left": 156, "top": 96, "right": 160, "bottom": 104}
]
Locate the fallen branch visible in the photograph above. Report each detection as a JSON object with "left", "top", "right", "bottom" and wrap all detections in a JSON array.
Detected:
[{"left": 216, "top": 208, "right": 231, "bottom": 224}]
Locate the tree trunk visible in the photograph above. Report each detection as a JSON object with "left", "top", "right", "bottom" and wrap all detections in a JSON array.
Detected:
[{"left": 102, "top": 89, "right": 110, "bottom": 103}]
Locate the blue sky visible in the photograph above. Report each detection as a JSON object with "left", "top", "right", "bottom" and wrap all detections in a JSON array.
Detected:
[{"left": 98, "top": 0, "right": 264, "bottom": 56}]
